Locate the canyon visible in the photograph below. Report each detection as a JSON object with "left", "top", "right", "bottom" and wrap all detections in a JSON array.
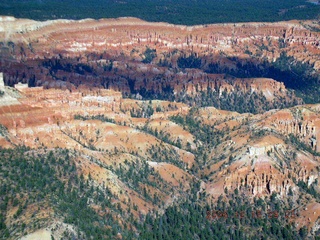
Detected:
[
  {"left": 1, "top": 17, "right": 320, "bottom": 111},
  {"left": 0, "top": 16, "right": 320, "bottom": 239},
  {"left": 1, "top": 71, "right": 320, "bottom": 238}
]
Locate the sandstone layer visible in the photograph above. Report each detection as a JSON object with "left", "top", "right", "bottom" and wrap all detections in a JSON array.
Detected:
[
  {"left": 0, "top": 81, "right": 320, "bottom": 237},
  {"left": 2, "top": 17, "right": 320, "bottom": 113},
  {"left": 0, "top": 16, "right": 320, "bottom": 238}
]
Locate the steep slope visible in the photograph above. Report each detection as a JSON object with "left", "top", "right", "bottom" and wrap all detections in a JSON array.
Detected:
[
  {"left": 1, "top": 17, "right": 320, "bottom": 112},
  {"left": 0, "top": 83, "right": 320, "bottom": 238},
  {"left": 0, "top": 16, "right": 320, "bottom": 239}
]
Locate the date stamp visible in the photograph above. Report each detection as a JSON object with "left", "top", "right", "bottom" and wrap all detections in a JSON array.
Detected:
[{"left": 206, "top": 209, "right": 298, "bottom": 221}]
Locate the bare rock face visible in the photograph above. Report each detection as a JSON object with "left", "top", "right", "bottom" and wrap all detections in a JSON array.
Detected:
[
  {"left": 0, "top": 72, "right": 21, "bottom": 106},
  {"left": 254, "top": 107, "right": 320, "bottom": 152},
  {"left": 0, "top": 17, "right": 318, "bottom": 67},
  {"left": 199, "top": 105, "right": 320, "bottom": 207},
  {"left": 2, "top": 17, "right": 320, "bottom": 113},
  {"left": 0, "top": 17, "right": 320, "bottom": 237},
  {"left": 0, "top": 82, "right": 196, "bottom": 234},
  {"left": 0, "top": 78, "right": 317, "bottom": 197},
  {"left": 0, "top": 75, "right": 320, "bottom": 235},
  {"left": 0, "top": 72, "right": 4, "bottom": 88}
]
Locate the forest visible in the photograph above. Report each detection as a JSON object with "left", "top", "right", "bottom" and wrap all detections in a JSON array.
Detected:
[
  {"left": 0, "top": 147, "right": 129, "bottom": 239},
  {"left": 0, "top": 0, "right": 319, "bottom": 25},
  {"left": 0, "top": 146, "right": 314, "bottom": 239}
]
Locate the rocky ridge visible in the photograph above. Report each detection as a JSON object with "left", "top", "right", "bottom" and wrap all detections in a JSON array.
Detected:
[
  {"left": 0, "top": 79, "right": 320, "bottom": 238},
  {"left": 2, "top": 17, "right": 320, "bottom": 113},
  {"left": 0, "top": 16, "right": 320, "bottom": 238}
]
